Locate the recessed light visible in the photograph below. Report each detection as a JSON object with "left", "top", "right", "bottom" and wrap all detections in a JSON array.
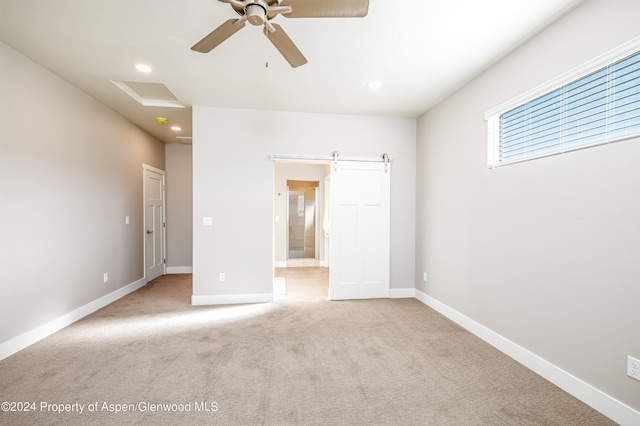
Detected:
[
  {"left": 367, "top": 80, "right": 382, "bottom": 89},
  {"left": 135, "top": 64, "right": 152, "bottom": 73},
  {"left": 171, "top": 126, "right": 181, "bottom": 131}
]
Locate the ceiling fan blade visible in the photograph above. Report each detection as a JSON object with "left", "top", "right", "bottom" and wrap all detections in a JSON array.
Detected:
[
  {"left": 264, "top": 24, "right": 307, "bottom": 68},
  {"left": 191, "top": 19, "right": 246, "bottom": 53},
  {"left": 281, "top": 0, "right": 369, "bottom": 18}
]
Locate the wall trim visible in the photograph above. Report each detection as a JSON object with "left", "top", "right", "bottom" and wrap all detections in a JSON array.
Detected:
[
  {"left": 390, "top": 288, "right": 416, "bottom": 298},
  {"left": 191, "top": 293, "right": 274, "bottom": 306},
  {"left": 166, "top": 266, "right": 193, "bottom": 274},
  {"left": 0, "top": 277, "right": 147, "bottom": 361},
  {"left": 414, "top": 290, "right": 640, "bottom": 426}
]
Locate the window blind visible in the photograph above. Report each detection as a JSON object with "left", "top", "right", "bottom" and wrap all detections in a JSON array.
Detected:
[{"left": 499, "top": 50, "right": 640, "bottom": 163}]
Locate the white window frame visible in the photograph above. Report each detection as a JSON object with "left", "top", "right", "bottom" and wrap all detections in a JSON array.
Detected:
[{"left": 485, "top": 36, "right": 640, "bottom": 168}]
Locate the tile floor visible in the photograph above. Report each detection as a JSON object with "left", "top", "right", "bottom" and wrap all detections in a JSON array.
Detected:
[{"left": 274, "top": 267, "right": 329, "bottom": 302}]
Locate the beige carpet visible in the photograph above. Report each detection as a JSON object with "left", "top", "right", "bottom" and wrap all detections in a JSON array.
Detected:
[{"left": 0, "top": 271, "right": 614, "bottom": 425}]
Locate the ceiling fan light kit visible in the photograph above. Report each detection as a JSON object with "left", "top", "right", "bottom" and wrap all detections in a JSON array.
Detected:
[
  {"left": 245, "top": 4, "right": 266, "bottom": 26},
  {"left": 191, "top": 0, "right": 369, "bottom": 67}
]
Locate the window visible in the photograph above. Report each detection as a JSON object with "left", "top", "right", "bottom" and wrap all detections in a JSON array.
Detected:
[{"left": 485, "top": 39, "right": 640, "bottom": 167}]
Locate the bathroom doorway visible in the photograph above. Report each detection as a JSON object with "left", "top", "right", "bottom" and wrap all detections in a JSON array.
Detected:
[{"left": 287, "top": 180, "right": 318, "bottom": 260}]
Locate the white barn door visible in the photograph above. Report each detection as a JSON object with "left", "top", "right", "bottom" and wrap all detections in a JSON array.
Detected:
[{"left": 329, "top": 160, "right": 390, "bottom": 300}]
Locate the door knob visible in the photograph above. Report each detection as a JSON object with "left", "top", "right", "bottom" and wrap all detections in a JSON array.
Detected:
[{"left": 146, "top": 230, "right": 153, "bottom": 235}]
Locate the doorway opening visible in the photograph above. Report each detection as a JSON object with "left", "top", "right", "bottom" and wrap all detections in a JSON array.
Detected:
[
  {"left": 272, "top": 154, "right": 391, "bottom": 301},
  {"left": 274, "top": 162, "right": 329, "bottom": 270},
  {"left": 275, "top": 163, "right": 329, "bottom": 301},
  {"left": 287, "top": 180, "right": 318, "bottom": 260}
]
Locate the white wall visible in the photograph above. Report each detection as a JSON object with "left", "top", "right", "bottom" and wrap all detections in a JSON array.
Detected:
[
  {"left": 165, "top": 143, "right": 193, "bottom": 271},
  {"left": 192, "top": 107, "right": 416, "bottom": 301},
  {"left": 416, "top": 0, "right": 640, "bottom": 415},
  {"left": 0, "top": 42, "right": 165, "bottom": 348}
]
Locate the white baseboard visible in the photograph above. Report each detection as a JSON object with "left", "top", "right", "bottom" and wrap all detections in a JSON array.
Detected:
[
  {"left": 414, "top": 290, "right": 640, "bottom": 426},
  {"left": 191, "top": 292, "right": 274, "bottom": 306},
  {"left": 390, "top": 288, "right": 416, "bottom": 298},
  {"left": 166, "top": 266, "right": 193, "bottom": 274},
  {"left": 0, "top": 277, "right": 147, "bottom": 361}
]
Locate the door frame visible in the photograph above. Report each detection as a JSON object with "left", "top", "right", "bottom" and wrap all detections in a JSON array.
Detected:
[
  {"left": 271, "top": 153, "right": 392, "bottom": 300},
  {"left": 143, "top": 163, "right": 166, "bottom": 282}
]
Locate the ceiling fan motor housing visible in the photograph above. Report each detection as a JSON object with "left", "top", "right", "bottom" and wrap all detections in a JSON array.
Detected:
[{"left": 246, "top": 3, "right": 267, "bottom": 26}]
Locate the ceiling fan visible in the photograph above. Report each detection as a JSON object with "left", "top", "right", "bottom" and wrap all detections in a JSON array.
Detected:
[{"left": 191, "top": 0, "right": 370, "bottom": 68}]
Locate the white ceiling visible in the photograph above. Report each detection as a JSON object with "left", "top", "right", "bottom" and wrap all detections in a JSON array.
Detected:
[{"left": 0, "top": 0, "right": 582, "bottom": 144}]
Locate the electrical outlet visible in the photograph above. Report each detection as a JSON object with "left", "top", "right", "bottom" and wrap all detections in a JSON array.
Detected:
[
  {"left": 423, "top": 272, "right": 428, "bottom": 282},
  {"left": 628, "top": 356, "right": 640, "bottom": 381},
  {"left": 219, "top": 273, "right": 225, "bottom": 282},
  {"left": 103, "top": 273, "right": 109, "bottom": 283}
]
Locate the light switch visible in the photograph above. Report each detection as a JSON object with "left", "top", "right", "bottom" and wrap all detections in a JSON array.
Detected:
[
  {"left": 202, "top": 217, "right": 213, "bottom": 226},
  {"left": 275, "top": 216, "right": 280, "bottom": 222},
  {"left": 125, "top": 216, "right": 130, "bottom": 225}
]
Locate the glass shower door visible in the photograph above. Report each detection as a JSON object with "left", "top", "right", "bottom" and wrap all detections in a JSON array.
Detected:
[{"left": 288, "top": 184, "right": 317, "bottom": 259}]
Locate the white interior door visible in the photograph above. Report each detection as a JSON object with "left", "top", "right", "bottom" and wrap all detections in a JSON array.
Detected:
[
  {"left": 144, "top": 166, "right": 165, "bottom": 282},
  {"left": 329, "top": 160, "right": 390, "bottom": 300}
]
